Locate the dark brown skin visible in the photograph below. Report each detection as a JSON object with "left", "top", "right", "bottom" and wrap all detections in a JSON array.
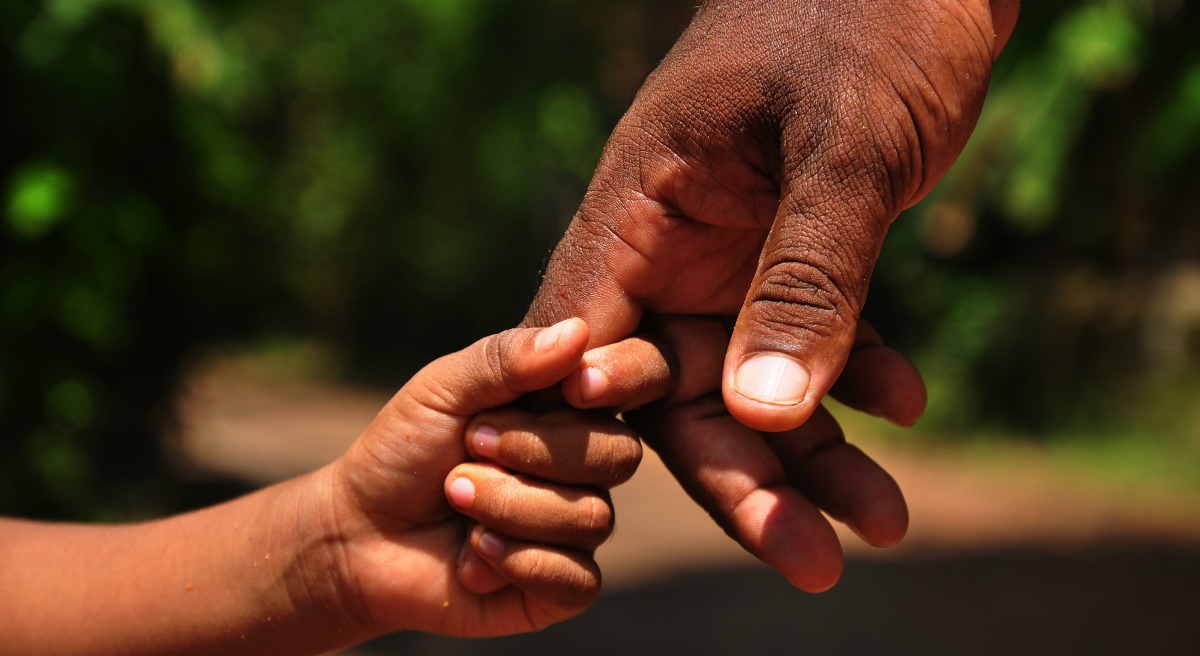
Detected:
[{"left": 527, "top": 0, "right": 1020, "bottom": 590}]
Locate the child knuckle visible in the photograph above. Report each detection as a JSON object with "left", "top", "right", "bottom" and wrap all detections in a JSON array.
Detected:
[
  {"left": 604, "top": 436, "right": 643, "bottom": 485},
  {"left": 580, "top": 495, "right": 614, "bottom": 544},
  {"left": 482, "top": 332, "right": 520, "bottom": 392}
]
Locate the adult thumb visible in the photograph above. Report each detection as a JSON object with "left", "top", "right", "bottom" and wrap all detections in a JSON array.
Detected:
[{"left": 722, "top": 161, "right": 890, "bottom": 432}]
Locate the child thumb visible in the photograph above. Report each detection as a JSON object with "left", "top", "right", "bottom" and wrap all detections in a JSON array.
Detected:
[{"left": 403, "top": 318, "right": 590, "bottom": 417}]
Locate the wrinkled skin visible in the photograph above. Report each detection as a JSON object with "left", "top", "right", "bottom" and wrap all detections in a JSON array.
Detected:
[{"left": 526, "top": 0, "right": 1020, "bottom": 589}]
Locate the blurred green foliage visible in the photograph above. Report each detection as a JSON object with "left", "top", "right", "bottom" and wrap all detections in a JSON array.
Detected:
[
  {"left": 869, "top": 0, "right": 1200, "bottom": 443},
  {"left": 2, "top": 0, "right": 1198, "bottom": 519},
  {"left": 2, "top": 0, "right": 692, "bottom": 518}
]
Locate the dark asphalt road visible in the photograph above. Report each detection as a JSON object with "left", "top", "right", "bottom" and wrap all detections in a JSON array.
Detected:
[{"left": 355, "top": 545, "right": 1200, "bottom": 656}]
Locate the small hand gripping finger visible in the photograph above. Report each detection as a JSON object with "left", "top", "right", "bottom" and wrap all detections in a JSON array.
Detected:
[
  {"left": 447, "top": 465, "right": 612, "bottom": 599},
  {"left": 343, "top": 318, "right": 594, "bottom": 527}
]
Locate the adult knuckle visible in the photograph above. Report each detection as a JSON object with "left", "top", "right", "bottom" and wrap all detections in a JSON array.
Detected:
[
  {"left": 748, "top": 257, "right": 858, "bottom": 343},
  {"left": 782, "top": 69, "right": 911, "bottom": 223},
  {"left": 758, "top": 256, "right": 841, "bottom": 310},
  {"left": 823, "top": 99, "right": 902, "bottom": 213},
  {"left": 483, "top": 330, "right": 520, "bottom": 393}
]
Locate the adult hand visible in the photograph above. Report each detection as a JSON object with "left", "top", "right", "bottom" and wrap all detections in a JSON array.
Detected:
[
  {"left": 525, "top": 0, "right": 1020, "bottom": 587},
  {"left": 526, "top": 0, "right": 1017, "bottom": 431}
]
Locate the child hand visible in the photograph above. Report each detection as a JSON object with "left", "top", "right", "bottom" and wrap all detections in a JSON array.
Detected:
[
  {"left": 0, "top": 317, "right": 676, "bottom": 656},
  {"left": 321, "top": 318, "right": 650, "bottom": 638}
]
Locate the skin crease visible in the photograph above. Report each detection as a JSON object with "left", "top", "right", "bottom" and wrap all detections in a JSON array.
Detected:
[
  {"left": 0, "top": 320, "right": 650, "bottom": 655},
  {"left": 528, "top": 0, "right": 1019, "bottom": 589},
  {"left": 0, "top": 317, "right": 928, "bottom": 654},
  {"left": 624, "top": 316, "right": 914, "bottom": 592}
]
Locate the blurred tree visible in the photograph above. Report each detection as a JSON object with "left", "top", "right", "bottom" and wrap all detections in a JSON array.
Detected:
[{"left": 868, "top": 0, "right": 1200, "bottom": 441}]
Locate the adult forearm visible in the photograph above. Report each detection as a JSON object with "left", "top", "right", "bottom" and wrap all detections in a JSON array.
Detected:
[{"left": 0, "top": 466, "right": 366, "bottom": 656}]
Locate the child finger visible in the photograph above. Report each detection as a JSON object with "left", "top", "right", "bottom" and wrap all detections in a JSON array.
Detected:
[
  {"left": 455, "top": 522, "right": 511, "bottom": 595},
  {"left": 403, "top": 317, "right": 590, "bottom": 418},
  {"left": 560, "top": 334, "right": 677, "bottom": 412},
  {"left": 446, "top": 463, "right": 614, "bottom": 551},
  {"left": 465, "top": 407, "right": 642, "bottom": 488},
  {"left": 468, "top": 524, "right": 601, "bottom": 612}
]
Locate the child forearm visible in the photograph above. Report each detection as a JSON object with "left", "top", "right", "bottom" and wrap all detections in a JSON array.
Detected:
[{"left": 0, "top": 465, "right": 370, "bottom": 656}]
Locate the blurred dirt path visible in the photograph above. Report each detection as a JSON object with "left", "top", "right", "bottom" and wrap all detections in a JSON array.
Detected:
[{"left": 174, "top": 353, "right": 1200, "bottom": 589}]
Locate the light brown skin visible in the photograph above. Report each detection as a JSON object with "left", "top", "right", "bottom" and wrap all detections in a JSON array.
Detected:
[
  {"left": 0, "top": 320, "right": 646, "bottom": 655},
  {"left": 528, "top": 0, "right": 1020, "bottom": 590}
]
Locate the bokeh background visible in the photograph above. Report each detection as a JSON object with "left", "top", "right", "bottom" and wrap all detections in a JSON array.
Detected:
[
  {"left": 4, "top": 0, "right": 698, "bottom": 518},
  {"left": 3, "top": 1, "right": 1200, "bottom": 653}
]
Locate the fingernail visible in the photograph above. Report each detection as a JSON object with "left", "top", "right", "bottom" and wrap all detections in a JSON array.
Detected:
[
  {"left": 476, "top": 530, "right": 504, "bottom": 559},
  {"left": 534, "top": 319, "right": 569, "bottom": 353},
  {"left": 472, "top": 425, "right": 498, "bottom": 458},
  {"left": 733, "top": 354, "right": 810, "bottom": 406},
  {"left": 578, "top": 367, "right": 609, "bottom": 402},
  {"left": 448, "top": 477, "right": 475, "bottom": 509}
]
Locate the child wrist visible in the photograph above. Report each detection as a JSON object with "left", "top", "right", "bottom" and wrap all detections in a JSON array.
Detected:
[{"left": 282, "top": 464, "right": 381, "bottom": 641}]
